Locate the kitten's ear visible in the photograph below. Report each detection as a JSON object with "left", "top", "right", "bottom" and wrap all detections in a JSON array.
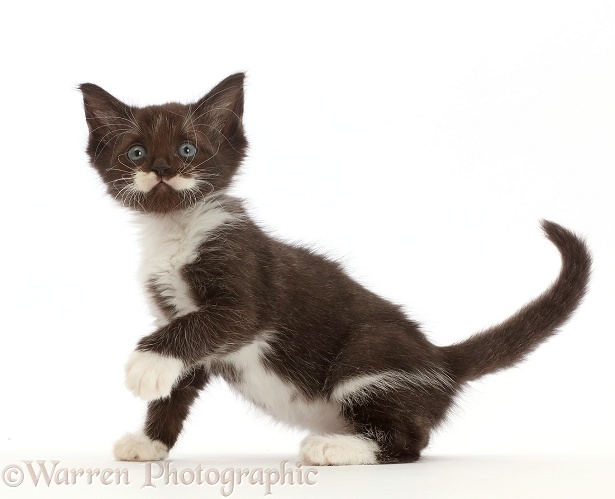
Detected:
[
  {"left": 79, "top": 83, "right": 133, "bottom": 141},
  {"left": 194, "top": 73, "right": 245, "bottom": 138}
]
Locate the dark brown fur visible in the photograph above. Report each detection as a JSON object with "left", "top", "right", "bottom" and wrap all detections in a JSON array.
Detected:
[{"left": 80, "top": 74, "right": 591, "bottom": 464}]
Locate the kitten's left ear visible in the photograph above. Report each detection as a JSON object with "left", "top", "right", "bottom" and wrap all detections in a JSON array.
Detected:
[
  {"left": 194, "top": 73, "right": 245, "bottom": 139},
  {"left": 79, "top": 83, "right": 132, "bottom": 141}
]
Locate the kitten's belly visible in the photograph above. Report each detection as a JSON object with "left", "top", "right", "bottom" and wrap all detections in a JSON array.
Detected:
[
  {"left": 213, "top": 334, "right": 347, "bottom": 434},
  {"left": 228, "top": 372, "right": 345, "bottom": 434}
]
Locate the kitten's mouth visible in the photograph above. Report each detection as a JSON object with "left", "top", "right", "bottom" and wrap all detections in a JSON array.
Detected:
[{"left": 153, "top": 179, "right": 173, "bottom": 191}]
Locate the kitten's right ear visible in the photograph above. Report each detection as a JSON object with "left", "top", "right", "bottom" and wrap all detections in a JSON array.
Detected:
[{"left": 79, "top": 83, "right": 132, "bottom": 140}]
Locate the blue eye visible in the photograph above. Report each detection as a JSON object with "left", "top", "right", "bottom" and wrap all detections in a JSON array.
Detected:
[
  {"left": 127, "top": 145, "right": 146, "bottom": 161},
  {"left": 178, "top": 142, "right": 197, "bottom": 159}
]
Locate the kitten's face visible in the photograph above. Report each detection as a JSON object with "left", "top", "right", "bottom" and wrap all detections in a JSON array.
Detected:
[{"left": 80, "top": 73, "right": 247, "bottom": 213}]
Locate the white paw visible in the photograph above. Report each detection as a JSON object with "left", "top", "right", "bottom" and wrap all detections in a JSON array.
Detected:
[
  {"left": 114, "top": 432, "right": 168, "bottom": 461},
  {"left": 300, "top": 434, "right": 379, "bottom": 465},
  {"left": 124, "top": 350, "right": 184, "bottom": 400}
]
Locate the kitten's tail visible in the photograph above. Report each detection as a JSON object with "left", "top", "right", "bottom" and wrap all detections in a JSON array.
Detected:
[{"left": 441, "top": 220, "right": 591, "bottom": 385}]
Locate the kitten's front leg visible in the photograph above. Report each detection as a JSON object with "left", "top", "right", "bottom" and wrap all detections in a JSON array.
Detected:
[{"left": 124, "top": 307, "right": 248, "bottom": 400}]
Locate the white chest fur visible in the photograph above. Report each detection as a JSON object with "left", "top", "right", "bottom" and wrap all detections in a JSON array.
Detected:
[{"left": 136, "top": 199, "right": 236, "bottom": 325}]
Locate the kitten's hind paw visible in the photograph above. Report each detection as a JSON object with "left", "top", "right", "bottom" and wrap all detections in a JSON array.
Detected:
[
  {"left": 114, "top": 432, "right": 168, "bottom": 461},
  {"left": 300, "top": 434, "right": 379, "bottom": 465},
  {"left": 124, "top": 350, "right": 183, "bottom": 400}
]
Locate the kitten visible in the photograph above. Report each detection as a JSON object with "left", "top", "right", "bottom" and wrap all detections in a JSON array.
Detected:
[{"left": 79, "top": 73, "right": 591, "bottom": 465}]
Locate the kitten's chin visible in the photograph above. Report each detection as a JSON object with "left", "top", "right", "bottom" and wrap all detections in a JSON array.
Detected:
[{"left": 132, "top": 183, "right": 195, "bottom": 214}]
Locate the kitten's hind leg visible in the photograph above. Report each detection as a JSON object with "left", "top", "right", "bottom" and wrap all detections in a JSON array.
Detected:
[
  {"left": 114, "top": 365, "right": 209, "bottom": 461},
  {"left": 305, "top": 321, "right": 454, "bottom": 465},
  {"left": 300, "top": 401, "right": 430, "bottom": 465},
  {"left": 338, "top": 391, "right": 434, "bottom": 464},
  {"left": 300, "top": 384, "right": 445, "bottom": 465}
]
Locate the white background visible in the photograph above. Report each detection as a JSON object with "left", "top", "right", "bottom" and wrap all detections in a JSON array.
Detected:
[{"left": 0, "top": 1, "right": 613, "bottom": 497}]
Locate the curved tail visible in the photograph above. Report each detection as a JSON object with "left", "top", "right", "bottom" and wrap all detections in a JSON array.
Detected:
[{"left": 442, "top": 220, "right": 591, "bottom": 384}]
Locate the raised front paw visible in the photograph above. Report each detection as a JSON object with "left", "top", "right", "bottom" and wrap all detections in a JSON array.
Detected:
[{"left": 124, "top": 350, "right": 184, "bottom": 400}]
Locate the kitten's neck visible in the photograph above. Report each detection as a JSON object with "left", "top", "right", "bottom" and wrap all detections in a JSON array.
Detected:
[{"left": 134, "top": 190, "right": 244, "bottom": 248}]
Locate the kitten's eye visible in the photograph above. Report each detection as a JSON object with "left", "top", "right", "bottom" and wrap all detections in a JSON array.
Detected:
[
  {"left": 178, "top": 142, "right": 197, "bottom": 159},
  {"left": 127, "top": 145, "right": 146, "bottom": 161}
]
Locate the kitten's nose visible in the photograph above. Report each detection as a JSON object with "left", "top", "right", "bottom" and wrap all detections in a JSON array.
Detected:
[{"left": 151, "top": 160, "right": 171, "bottom": 177}]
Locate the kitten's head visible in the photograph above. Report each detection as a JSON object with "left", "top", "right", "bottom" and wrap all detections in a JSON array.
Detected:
[{"left": 80, "top": 73, "right": 247, "bottom": 214}]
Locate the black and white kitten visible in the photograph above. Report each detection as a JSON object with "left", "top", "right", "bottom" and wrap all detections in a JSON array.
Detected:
[{"left": 80, "top": 73, "right": 591, "bottom": 465}]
